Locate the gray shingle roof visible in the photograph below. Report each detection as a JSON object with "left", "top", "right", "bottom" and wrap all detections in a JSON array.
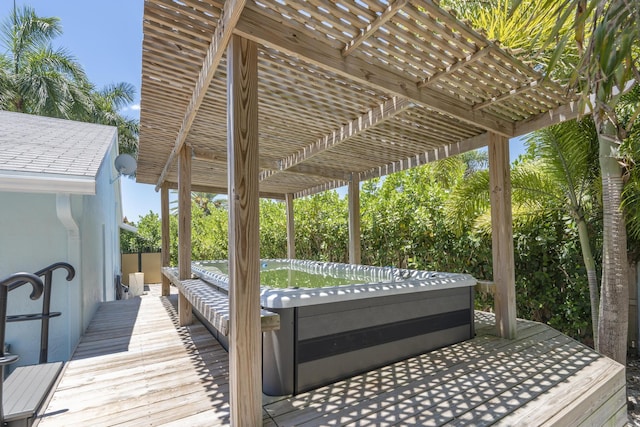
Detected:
[{"left": 0, "top": 111, "right": 117, "bottom": 178}]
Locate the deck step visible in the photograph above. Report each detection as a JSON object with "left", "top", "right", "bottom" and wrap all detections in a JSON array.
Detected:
[{"left": 4, "top": 361, "right": 63, "bottom": 427}]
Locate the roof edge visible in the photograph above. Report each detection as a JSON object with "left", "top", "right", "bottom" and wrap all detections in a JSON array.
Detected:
[{"left": 0, "top": 172, "right": 96, "bottom": 195}]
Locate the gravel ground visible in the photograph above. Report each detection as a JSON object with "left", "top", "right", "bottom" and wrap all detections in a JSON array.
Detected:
[{"left": 627, "top": 354, "right": 640, "bottom": 426}]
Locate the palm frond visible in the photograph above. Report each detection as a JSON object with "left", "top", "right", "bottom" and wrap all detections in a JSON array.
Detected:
[
  {"left": 511, "top": 161, "right": 564, "bottom": 208},
  {"left": 99, "top": 82, "right": 135, "bottom": 111},
  {"left": 444, "top": 169, "right": 490, "bottom": 235},
  {"left": 432, "top": 156, "right": 465, "bottom": 189},
  {"left": 443, "top": 0, "right": 578, "bottom": 81},
  {"left": 527, "top": 119, "right": 598, "bottom": 203},
  {"left": 459, "top": 149, "right": 489, "bottom": 174},
  {"left": 0, "top": 54, "right": 15, "bottom": 109},
  {"left": 623, "top": 177, "right": 640, "bottom": 240},
  {"left": 1, "top": 6, "right": 62, "bottom": 71},
  {"left": 472, "top": 202, "right": 555, "bottom": 238}
]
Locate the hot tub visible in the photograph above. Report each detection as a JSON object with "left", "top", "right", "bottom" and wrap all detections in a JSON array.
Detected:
[{"left": 193, "top": 259, "right": 476, "bottom": 396}]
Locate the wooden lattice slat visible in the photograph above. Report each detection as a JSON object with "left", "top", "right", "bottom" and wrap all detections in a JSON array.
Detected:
[{"left": 138, "top": 0, "right": 578, "bottom": 198}]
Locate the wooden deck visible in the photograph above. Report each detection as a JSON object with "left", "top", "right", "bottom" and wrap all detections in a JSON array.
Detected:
[
  {"left": 37, "top": 286, "right": 230, "bottom": 426},
  {"left": 37, "top": 285, "right": 627, "bottom": 426}
]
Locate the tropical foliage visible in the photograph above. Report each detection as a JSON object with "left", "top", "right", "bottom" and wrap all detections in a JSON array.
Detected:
[
  {"left": 514, "top": 0, "right": 639, "bottom": 364},
  {"left": 123, "top": 149, "right": 603, "bottom": 345},
  {"left": 441, "top": 0, "right": 578, "bottom": 79},
  {"left": 121, "top": 213, "right": 163, "bottom": 254},
  {"left": 0, "top": 5, "right": 138, "bottom": 156},
  {"left": 446, "top": 0, "right": 639, "bottom": 364}
]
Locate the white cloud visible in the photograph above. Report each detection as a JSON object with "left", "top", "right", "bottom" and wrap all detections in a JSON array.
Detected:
[{"left": 119, "top": 104, "right": 141, "bottom": 119}]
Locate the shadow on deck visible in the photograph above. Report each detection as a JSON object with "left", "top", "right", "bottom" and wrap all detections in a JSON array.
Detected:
[
  {"left": 37, "top": 285, "right": 626, "bottom": 427},
  {"left": 38, "top": 286, "right": 230, "bottom": 427}
]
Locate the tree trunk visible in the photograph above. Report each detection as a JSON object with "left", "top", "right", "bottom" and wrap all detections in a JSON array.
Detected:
[
  {"left": 576, "top": 218, "right": 599, "bottom": 349},
  {"left": 14, "top": 96, "right": 23, "bottom": 113},
  {"left": 597, "top": 119, "right": 629, "bottom": 365}
]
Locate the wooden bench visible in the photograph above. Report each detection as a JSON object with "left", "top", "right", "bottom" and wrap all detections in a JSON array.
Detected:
[
  {"left": 4, "top": 361, "right": 63, "bottom": 427},
  {"left": 162, "top": 268, "right": 280, "bottom": 335}
]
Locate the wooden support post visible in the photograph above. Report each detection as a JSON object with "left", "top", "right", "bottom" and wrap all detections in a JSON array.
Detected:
[
  {"left": 161, "top": 183, "right": 171, "bottom": 296},
  {"left": 348, "top": 174, "right": 361, "bottom": 264},
  {"left": 227, "top": 35, "right": 261, "bottom": 425},
  {"left": 488, "top": 132, "right": 516, "bottom": 339},
  {"left": 285, "top": 193, "right": 295, "bottom": 259},
  {"left": 178, "top": 145, "right": 193, "bottom": 326}
]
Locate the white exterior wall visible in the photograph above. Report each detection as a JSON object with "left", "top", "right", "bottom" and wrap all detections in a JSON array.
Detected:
[
  {"left": 1, "top": 139, "right": 121, "bottom": 368},
  {"left": 1, "top": 192, "right": 73, "bottom": 366},
  {"left": 78, "top": 140, "right": 122, "bottom": 332}
]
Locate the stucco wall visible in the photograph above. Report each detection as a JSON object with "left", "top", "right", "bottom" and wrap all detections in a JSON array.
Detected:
[
  {"left": 0, "top": 192, "right": 73, "bottom": 367},
  {"left": 78, "top": 140, "right": 121, "bottom": 333},
  {"left": 1, "top": 139, "right": 121, "bottom": 368}
]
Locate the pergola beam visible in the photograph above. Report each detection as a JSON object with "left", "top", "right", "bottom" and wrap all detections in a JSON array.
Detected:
[
  {"left": 514, "top": 81, "right": 634, "bottom": 136},
  {"left": 293, "top": 180, "right": 347, "bottom": 199},
  {"left": 192, "top": 147, "right": 350, "bottom": 182},
  {"left": 165, "top": 181, "right": 285, "bottom": 200},
  {"left": 288, "top": 164, "right": 351, "bottom": 180},
  {"left": 473, "top": 78, "right": 542, "bottom": 110},
  {"left": 359, "top": 132, "right": 489, "bottom": 182},
  {"left": 291, "top": 133, "right": 487, "bottom": 199},
  {"left": 192, "top": 145, "right": 278, "bottom": 170},
  {"left": 191, "top": 146, "right": 225, "bottom": 162},
  {"left": 260, "top": 164, "right": 352, "bottom": 182},
  {"left": 342, "top": 0, "right": 408, "bottom": 57},
  {"left": 291, "top": 133, "right": 488, "bottom": 200},
  {"left": 514, "top": 100, "right": 588, "bottom": 137},
  {"left": 262, "top": 97, "right": 413, "bottom": 183},
  {"left": 154, "top": 0, "right": 247, "bottom": 191},
  {"left": 235, "top": 6, "right": 514, "bottom": 137}
]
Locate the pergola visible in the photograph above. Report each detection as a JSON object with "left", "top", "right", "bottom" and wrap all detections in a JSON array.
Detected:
[{"left": 137, "top": 0, "right": 582, "bottom": 423}]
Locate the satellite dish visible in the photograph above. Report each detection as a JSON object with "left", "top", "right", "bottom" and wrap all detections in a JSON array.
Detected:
[
  {"left": 111, "top": 154, "right": 137, "bottom": 183},
  {"left": 115, "top": 154, "right": 137, "bottom": 176}
]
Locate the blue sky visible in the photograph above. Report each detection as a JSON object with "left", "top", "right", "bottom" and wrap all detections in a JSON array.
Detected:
[
  {"left": 12, "top": 0, "right": 160, "bottom": 222},
  {"left": 8, "top": 1, "right": 527, "bottom": 222}
]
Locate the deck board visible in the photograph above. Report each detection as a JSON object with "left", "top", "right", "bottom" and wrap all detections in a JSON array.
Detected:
[
  {"left": 37, "top": 285, "right": 626, "bottom": 427},
  {"left": 38, "top": 287, "right": 230, "bottom": 427}
]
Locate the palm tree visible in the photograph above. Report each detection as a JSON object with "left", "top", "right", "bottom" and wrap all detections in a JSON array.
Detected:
[
  {"left": 445, "top": 0, "right": 638, "bottom": 363},
  {"left": 433, "top": 150, "right": 489, "bottom": 188},
  {"left": 170, "top": 192, "right": 227, "bottom": 216},
  {"left": 0, "top": 5, "right": 139, "bottom": 157},
  {"left": 526, "top": 0, "right": 639, "bottom": 364},
  {"left": 0, "top": 5, "right": 93, "bottom": 117},
  {"left": 621, "top": 86, "right": 640, "bottom": 245},
  {"left": 524, "top": 120, "right": 601, "bottom": 346},
  {"left": 89, "top": 82, "right": 139, "bottom": 156},
  {"left": 445, "top": 134, "right": 602, "bottom": 344},
  {"left": 442, "top": 0, "right": 578, "bottom": 78}
]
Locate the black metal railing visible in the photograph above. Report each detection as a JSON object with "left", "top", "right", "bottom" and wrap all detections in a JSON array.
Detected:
[
  {"left": 0, "top": 272, "right": 44, "bottom": 424},
  {"left": 6, "top": 262, "right": 75, "bottom": 364}
]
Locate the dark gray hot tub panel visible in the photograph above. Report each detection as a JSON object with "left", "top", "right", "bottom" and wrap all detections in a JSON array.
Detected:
[{"left": 262, "top": 286, "right": 474, "bottom": 396}]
